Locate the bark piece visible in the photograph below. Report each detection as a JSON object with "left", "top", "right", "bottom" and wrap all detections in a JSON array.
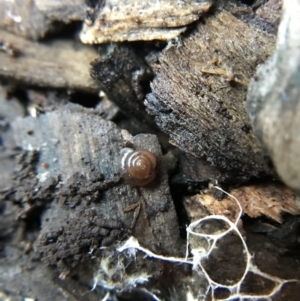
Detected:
[
  {"left": 146, "top": 12, "right": 276, "bottom": 179},
  {"left": 247, "top": 0, "right": 300, "bottom": 193},
  {"left": 0, "top": 0, "right": 85, "bottom": 40},
  {"left": 7, "top": 103, "right": 182, "bottom": 273},
  {"left": 0, "top": 29, "right": 99, "bottom": 93},
  {"left": 80, "top": 0, "right": 212, "bottom": 44},
  {"left": 90, "top": 44, "right": 159, "bottom": 131}
]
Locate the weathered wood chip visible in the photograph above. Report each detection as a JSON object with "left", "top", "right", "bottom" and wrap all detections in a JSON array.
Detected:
[
  {"left": 0, "top": 29, "right": 99, "bottom": 93},
  {"left": 185, "top": 184, "right": 300, "bottom": 223},
  {"left": 80, "top": 0, "right": 212, "bottom": 43},
  {"left": 230, "top": 184, "right": 300, "bottom": 223}
]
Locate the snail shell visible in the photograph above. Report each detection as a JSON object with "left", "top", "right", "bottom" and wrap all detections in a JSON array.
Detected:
[{"left": 120, "top": 148, "right": 158, "bottom": 186}]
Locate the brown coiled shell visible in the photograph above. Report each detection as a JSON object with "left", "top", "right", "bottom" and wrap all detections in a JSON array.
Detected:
[{"left": 120, "top": 148, "right": 158, "bottom": 186}]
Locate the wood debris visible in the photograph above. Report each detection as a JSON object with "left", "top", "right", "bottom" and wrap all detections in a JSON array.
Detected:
[
  {"left": 185, "top": 184, "right": 300, "bottom": 223},
  {"left": 0, "top": 0, "right": 85, "bottom": 39},
  {"left": 184, "top": 190, "right": 241, "bottom": 224},
  {"left": 1, "top": 1, "right": 300, "bottom": 300},
  {"left": 80, "top": 0, "right": 212, "bottom": 43},
  {"left": 0, "top": 29, "right": 99, "bottom": 93},
  {"left": 146, "top": 12, "right": 276, "bottom": 179},
  {"left": 230, "top": 184, "right": 300, "bottom": 223},
  {"left": 7, "top": 104, "right": 183, "bottom": 269}
]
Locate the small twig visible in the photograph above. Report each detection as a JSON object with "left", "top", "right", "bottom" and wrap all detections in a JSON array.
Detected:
[
  {"left": 123, "top": 202, "right": 140, "bottom": 213},
  {"left": 124, "top": 201, "right": 141, "bottom": 230}
]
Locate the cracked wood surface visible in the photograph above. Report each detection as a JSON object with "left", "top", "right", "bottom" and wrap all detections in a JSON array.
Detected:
[
  {"left": 9, "top": 104, "right": 183, "bottom": 268},
  {"left": 146, "top": 12, "right": 277, "bottom": 180}
]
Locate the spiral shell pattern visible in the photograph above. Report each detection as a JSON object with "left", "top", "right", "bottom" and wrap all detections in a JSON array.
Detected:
[{"left": 120, "top": 148, "right": 158, "bottom": 186}]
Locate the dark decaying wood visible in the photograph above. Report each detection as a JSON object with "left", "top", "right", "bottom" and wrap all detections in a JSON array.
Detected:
[
  {"left": 90, "top": 44, "right": 159, "bottom": 131},
  {"left": 6, "top": 103, "right": 183, "bottom": 272},
  {"left": 145, "top": 11, "right": 277, "bottom": 180},
  {"left": 247, "top": 0, "right": 300, "bottom": 194},
  {"left": 0, "top": 92, "right": 190, "bottom": 301}
]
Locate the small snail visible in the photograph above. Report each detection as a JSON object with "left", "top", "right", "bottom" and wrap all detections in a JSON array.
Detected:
[{"left": 120, "top": 148, "right": 158, "bottom": 186}]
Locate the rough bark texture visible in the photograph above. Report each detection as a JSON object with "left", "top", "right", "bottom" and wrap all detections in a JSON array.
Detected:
[
  {"left": 80, "top": 0, "right": 212, "bottom": 43},
  {"left": 146, "top": 11, "right": 276, "bottom": 180},
  {"left": 4, "top": 104, "right": 183, "bottom": 268},
  {"left": 247, "top": 0, "right": 300, "bottom": 194},
  {"left": 91, "top": 44, "right": 155, "bottom": 125},
  {"left": 90, "top": 43, "right": 167, "bottom": 136}
]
